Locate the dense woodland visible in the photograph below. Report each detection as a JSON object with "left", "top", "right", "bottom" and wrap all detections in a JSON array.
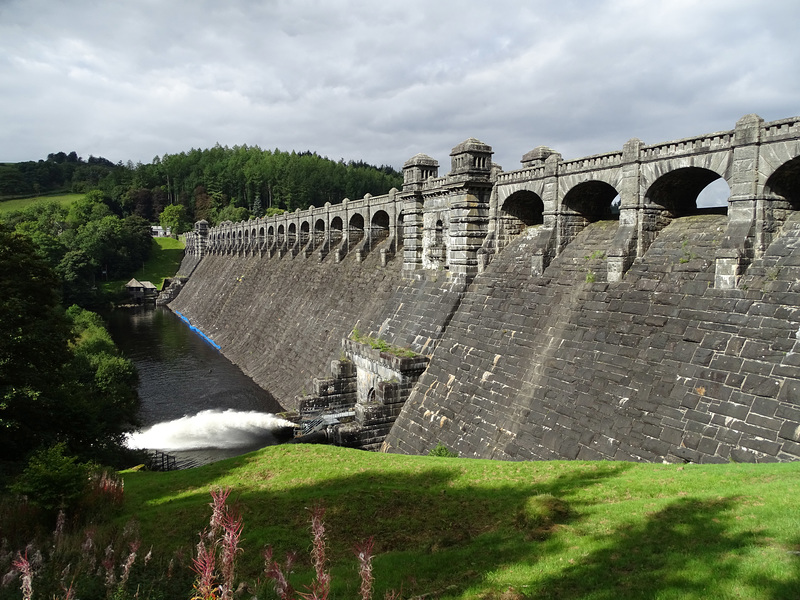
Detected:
[
  {"left": 0, "top": 226, "right": 141, "bottom": 471},
  {"left": 0, "top": 146, "right": 404, "bottom": 229}
]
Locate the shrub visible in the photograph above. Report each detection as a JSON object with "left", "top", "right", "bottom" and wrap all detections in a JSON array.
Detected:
[
  {"left": 10, "top": 444, "right": 95, "bottom": 516},
  {"left": 428, "top": 442, "right": 458, "bottom": 458}
]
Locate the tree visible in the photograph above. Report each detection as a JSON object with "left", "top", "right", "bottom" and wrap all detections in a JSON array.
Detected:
[
  {"left": 159, "top": 204, "right": 191, "bottom": 234},
  {"left": 215, "top": 200, "right": 249, "bottom": 224},
  {"left": 0, "top": 233, "right": 140, "bottom": 464},
  {"left": 0, "top": 225, "right": 72, "bottom": 460}
]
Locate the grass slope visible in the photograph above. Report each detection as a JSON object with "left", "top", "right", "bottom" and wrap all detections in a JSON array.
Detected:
[
  {"left": 121, "top": 444, "right": 800, "bottom": 599},
  {"left": 0, "top": 193, "right": 82, "bottom": 214},
  {"left": 104, "top": 236, "right": 185, "bottom": 296}
]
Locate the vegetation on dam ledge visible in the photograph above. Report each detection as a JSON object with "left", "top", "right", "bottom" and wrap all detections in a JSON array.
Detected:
[
  {"left": 350, "top": 328, "right": 419, "bottom": 358},
  {"left": 2, "top": 444, "right": 797, "bottom": 599}
]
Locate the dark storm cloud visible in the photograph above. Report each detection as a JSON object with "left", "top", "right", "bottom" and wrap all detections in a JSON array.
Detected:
[{"left": 1, "top": 0, "right": 798, "bottom": 172}]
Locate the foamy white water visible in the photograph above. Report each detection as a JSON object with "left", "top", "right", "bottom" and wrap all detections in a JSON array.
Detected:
[{"left": 126, "top": 409, "right": 295, "bottom": 450}]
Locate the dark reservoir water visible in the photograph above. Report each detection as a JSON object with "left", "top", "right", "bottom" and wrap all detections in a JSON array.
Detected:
[{"left": 105, "top": 306, "right": 294, "bottom": 465}]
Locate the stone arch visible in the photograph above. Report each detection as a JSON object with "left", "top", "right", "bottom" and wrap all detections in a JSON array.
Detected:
[
  {"left": 300, "top": 220, "right": 310, "bottom": 246},
  {"left": 277, "top": 223, "right": 285, "bottom": 246},
  {"left": 765, "top": 156, "right": 800, "bottom": 210},
  {"left": 258, "top": 226, "right": 265, "bottom": 243},
  {"left": 267, "top": 225, "right": 275, "bottom": 246},
  {"left": 560, "top": 180, "right": 619, "bottom": 250},
  {"left": 330, "top": 216, "right": 344, "bottom": 246},
  {"left": 349, "top": 213, "right": 365, "bottom": 250},
  {"left": 370, "top": 210, "right": 390, "bottom": 246},
  {"left": 499, "top": 190, "right": 544, "bottom": 244},
  {"left": 288, "top": 222, "right": 297, "bottom": 247},
  {"left": 562, "top": 180, "right": 619, "bottom": 220},
  {"left": 645, "top": 167, "right": 727, "bottom": 217},
  {"left": 314, "top": 218, "right": 326, "bottom": 247}
]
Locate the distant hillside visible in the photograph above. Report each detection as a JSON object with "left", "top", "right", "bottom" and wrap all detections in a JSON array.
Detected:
[{"left": 0, "top": 146, "right": 404, "bottom": 226}]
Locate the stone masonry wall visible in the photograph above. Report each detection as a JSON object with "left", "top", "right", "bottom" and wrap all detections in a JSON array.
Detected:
[
  {"left": 383, "top": 212, "right": 800, "bottom": 463},
  {"left": 169, "top": 245, "right": 404, "bottom": 411}
]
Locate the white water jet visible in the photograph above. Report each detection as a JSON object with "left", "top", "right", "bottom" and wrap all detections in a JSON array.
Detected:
[{"left": 126, "top": 409, "right": 295, "bottom": 450}]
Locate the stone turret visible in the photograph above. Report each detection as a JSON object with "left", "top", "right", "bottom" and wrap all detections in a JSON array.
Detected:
[
  {"left": 520, "top": 146, "right": 560, "bottom": 168},
  {"left": 402, "top": 153, "right": 439, "bottom": 190},
  {"left": 193, "top": 219, "right": 209, "bottom": 257},
  {"left": 449, "top": 137, "right": 493, "bottom": 177}
]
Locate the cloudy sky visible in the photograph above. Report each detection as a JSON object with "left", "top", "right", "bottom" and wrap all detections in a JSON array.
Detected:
[{"left": 1, "top": 0, "right": 798, "bottom": 172}]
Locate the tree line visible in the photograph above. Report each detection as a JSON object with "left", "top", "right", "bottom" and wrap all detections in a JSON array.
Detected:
[
  {"left": 3, "top": 191, "right": 153, "bottom": 307},
  {"left": 1, "top": 145, "right": 404, "bottom": 230}
]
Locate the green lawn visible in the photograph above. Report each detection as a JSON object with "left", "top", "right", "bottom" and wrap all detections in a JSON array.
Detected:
[
  {"left": 117, "top": 444, "right": 800, "bottom": 600},
  {"left": 0, "top": 192, "right": 82, "bottom": 214}
]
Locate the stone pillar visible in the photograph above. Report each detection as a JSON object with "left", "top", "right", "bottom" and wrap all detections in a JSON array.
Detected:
[
  {"left": 715, "top": 114, "right": 764, "bottom": 288},
  {"left": 401, "top": 153, "right": 438, "bottom": 277},
  {"left": 446, "top": 139, "right": 494, "bottom": 280},
  {"left": 448, "top": 187, "right": 492, "bottom": 279},
  {"left": 530, "top": 153, "right": 560, "bottom": 276},
  {"left": 608, "top": 139, "right": 643, "bottom": 282}
]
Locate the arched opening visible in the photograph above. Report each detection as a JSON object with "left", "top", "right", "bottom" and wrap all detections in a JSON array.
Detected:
[
  {"left": 267, "top": 225, "right": 275, "bottom": 246},
  {"left": 370, "top": 210, "right": 390, "bottom": 246},
  {"left": 288, "top": 222, "right": 297, "bottom": 247},
  {"left": 300, "top": 221, "right": 310, "bottom": 246},
  {"left": 645, "top": 167, "right": 727, "bottom": 216},
  {"left": 349, "top": 213, "right": 365, "bottom": 250},
  {"left": 314, "top": 218, "right": 326, "bottom": 247},
  {"left": 277, "top": 224, "right": 285, "bottom": 246},
  {"left": 562, "top": 181, "right": 619, "bottom": 221},
  {"left": 258, "top": 226, "right": 265, "bottom": 244},
  {"left": 499, "top": 190, "right": 544, "bottom": 244},
  {"left": 766, "top": 156, "right": 800, "bottom": 210},
  {"left": 243, "top": 229, "right": 249, "bottom": 246},
  {"left": 330, "top": 216, "right": 344, "bottom": 247},
  {"left": 560, "top": 181, "right": 619, "bottom": 249},
  {"left": 501, "top": 190, "right": 544, "bottom": 226}
]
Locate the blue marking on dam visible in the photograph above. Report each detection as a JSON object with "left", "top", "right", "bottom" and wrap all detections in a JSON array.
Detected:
[{"left": 174, "top": 310, "right": 221, "bottom": 350}]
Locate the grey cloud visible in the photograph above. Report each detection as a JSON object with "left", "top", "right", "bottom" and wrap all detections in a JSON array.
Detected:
[{"left": 0, "top": 0, "right": 798, "bottom": 173}]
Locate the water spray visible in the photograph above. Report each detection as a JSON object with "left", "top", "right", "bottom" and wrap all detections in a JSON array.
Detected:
[{"left": 127, "top": 409, "right": 295, "bottom": 451}]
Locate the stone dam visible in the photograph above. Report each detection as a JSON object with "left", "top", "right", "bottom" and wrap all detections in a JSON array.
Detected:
[{"left": 171, "top": 114, "right": 800, "bottom": 463}]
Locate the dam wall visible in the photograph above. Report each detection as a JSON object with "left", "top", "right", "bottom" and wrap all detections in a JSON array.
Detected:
[
  {"left": 173, "top": 114, "right": 800, "bottom": 462},
  {"left": 169, "top": 246, "right": 405, "bottom": 409},
  {"left": 384, "top": 213, "right": 800, "bottom": 463}
]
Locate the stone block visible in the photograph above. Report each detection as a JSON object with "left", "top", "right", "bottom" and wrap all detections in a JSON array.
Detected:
[{"left": 742, "top": 374, "right": 781, "bottom": 397}]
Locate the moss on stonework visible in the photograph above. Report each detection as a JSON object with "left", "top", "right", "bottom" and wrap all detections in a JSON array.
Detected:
[{"left": 350, "top": 328, "right": 418, "bottom": 358}]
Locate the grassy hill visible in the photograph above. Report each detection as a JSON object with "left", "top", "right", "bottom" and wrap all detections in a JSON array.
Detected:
[{"left": 107, "top": 445, "right": 800, "bottom": 599}]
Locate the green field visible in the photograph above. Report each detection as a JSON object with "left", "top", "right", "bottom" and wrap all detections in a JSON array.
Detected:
[
  {"left": 111, "top": 445, "right": 800, "bottom": 600},
  {"left": 0, "top": 192, "right": 83, "bottom": 214}
]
